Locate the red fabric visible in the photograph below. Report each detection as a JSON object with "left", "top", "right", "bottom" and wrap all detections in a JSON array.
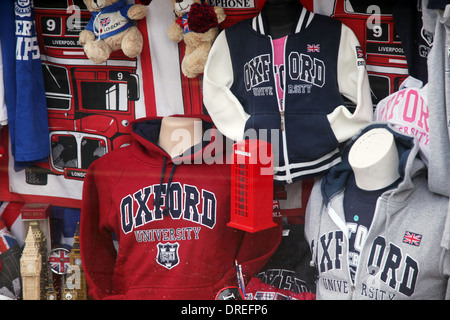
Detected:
[
  {"left": 136, "top": 0, "right": 152, "bottom": 5},
  {"left": 0, "top": 202, "right": 22, "bottom": 230},
  {"left": 188, "top": 3, "right": 219, "bottom": 33}
]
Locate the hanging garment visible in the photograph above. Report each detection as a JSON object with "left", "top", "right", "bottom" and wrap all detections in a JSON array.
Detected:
[
  {"left": 423, "top": 3, "right": 450, "bottom": 197},
  {"left": 80, "top": 115, "right": 282, "bottom": 300},
  {"left": 0, "top": 0, "right": 50, "bottom": 171},
  {"left": 305, "top": 122, "right": 450, "bottom": 300},
  {"left": 203, "top": 6, "right": 372, "bottom": 184},
  {"left": 374, "top": 77, "right": 429, "bottom": 166}
]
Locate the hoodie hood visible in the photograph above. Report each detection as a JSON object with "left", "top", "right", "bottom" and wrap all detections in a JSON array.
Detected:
[
  {"left": 130, "top": 114, "right": 220, "bottom": 164},
  {"left": 320, "top": 122, "right": 424, "bottom": 206}
]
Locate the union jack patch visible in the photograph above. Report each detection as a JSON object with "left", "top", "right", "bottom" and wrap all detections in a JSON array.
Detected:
[
  {"left": 356, "top": 46, "right": 364, "bottom": 59},
  {"left": 100, "top": 17, "right": 111, "bottom": 27},
  {"left": 403, "top": 231, "right": 422, "bottom": 247},
  {"left": 307, "top": 44, "right": 320, "bottom": 53}
]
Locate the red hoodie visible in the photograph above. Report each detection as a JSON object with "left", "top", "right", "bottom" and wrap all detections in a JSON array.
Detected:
[{"left": 80, "top": 115, "right": 281, "bottom": 300}]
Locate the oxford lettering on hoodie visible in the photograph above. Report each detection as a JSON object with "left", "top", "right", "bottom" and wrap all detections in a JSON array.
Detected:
[
  {"left": 305, "top": 123, "right": 450, "bottom": 300},
  {"left": 120, "top": 182, "right": 217, "bottom": 234}
]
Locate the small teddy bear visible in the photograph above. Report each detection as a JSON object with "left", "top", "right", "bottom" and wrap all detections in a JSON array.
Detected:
[
  {"left": 167, "top": 0, "right": 226, "bottom": 78},
  {"left": 79, "top": 0, "right": 148, "bottom": 64}
]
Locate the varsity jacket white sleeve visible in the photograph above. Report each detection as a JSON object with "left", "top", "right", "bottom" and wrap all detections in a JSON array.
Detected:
[
  {"left": 328, "top": 24, "right": 374, "bottom": 142},
  {"left": 203, "top": 30, "right": 250, "bottom": 142}
]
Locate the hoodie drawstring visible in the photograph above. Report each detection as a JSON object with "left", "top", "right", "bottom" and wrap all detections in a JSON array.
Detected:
[
  {"left": 163, "top": 163, "right": 178, "bottom": 217},
  {"left": 153, "top": 156, "right": 178, "bottom": 217},
  {"left": 153, "top": 157, "right": 167, "bottom": 208}
]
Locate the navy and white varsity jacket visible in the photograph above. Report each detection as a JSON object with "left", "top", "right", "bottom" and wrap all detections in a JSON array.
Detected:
[{"left": 203, "top": 6, "right": 373, "bottom": 184}]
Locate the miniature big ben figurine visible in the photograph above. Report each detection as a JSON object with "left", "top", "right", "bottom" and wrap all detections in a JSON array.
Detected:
[
  {"left": 45, "top": 280, "right": 57, "bottom": 300},
  {"left": 20, "top": 226, "right": 42, "bottom": 300},
  {"left": 64, "top": 223, "right": 88, "bottom": 300}
]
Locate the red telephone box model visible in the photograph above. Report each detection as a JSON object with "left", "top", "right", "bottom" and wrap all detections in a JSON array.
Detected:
[{"left": 228, "top": 140, "right": 277, "bottom": 233}]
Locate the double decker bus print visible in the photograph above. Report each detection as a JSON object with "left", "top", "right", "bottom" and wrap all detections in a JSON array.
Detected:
[
  {"left": 27, "top": 0, "right": 140, "bottom": 185},
  {"left": 331, "top": 0, "right": 409, "bottom": 106}
]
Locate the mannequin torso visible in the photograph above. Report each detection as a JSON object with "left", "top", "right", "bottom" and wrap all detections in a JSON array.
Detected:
[
  {"left": 158, "top": 117, "right": 202, "bottom": 158},
  {"left": 348, "top": 128, "right": 400, "bottom": 191},
  {"left": 263, "top": 0, "right": 303, "bottom": 38},
  {"left": 345, "top": 128, "right": 400, "bottom": 282}
]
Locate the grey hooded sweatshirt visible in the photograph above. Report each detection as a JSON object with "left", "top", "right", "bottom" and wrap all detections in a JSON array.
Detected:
[
  {"left": 305, "top": 122, "right": 450, "bottom": 300},
  {"left": 424, "top": 4, "right": 450, "bottom": 197}
]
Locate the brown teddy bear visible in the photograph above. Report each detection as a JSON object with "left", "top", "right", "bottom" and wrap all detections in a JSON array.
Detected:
[
  {"left": 79, "top": 0, "right": 148, "bottom": 64},
  {"left": 167, "top": 0, "right": 226, "bottom": 78}
]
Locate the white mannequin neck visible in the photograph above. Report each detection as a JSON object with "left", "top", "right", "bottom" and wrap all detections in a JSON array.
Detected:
[
  {"left": 158, "top": 117, "right": 202, "bottom": 158},
  {"left": 348, "top": 128, "right": 400, "bottom": 191}
]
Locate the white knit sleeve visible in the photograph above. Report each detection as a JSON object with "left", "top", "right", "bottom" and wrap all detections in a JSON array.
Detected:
[
  {"left": 203, "top": 31, "right": 250, "bottom": 142},
  {"left": 327, "top": 23, "right": 373, "bottom": 143}
]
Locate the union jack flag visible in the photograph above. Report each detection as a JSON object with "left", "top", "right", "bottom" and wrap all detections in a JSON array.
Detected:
[
  {"left": 403, "top": 231, "right": 422, "bottom": 247},
  {"left": 0, "top": 230, "right": 16, "bottom": 253},
  {"left": 307, "top": 44, "right": 320, "bottom": 53},
  {"left": 182, "top": 15, "right": 191, "bottom": 34},
  {"left": 0, "top": 221, "right": 17, "bottom": 254},
  {"left": 356, "top": 46, "right": 364, "bottom": 59},
  {"left": 100, "top": 17, "right": 111, "bottom": 27},
  {"left": 48, "top": 249, "right": 71, "bottom": 274}
]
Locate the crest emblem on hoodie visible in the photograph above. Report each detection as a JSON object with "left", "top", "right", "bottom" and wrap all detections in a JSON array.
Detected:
[{"left": 157, "top": 242, "right": 180, "bottom": 270}]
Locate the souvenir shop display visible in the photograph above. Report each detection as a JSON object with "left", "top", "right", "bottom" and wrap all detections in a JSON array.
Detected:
[{"left": 0, "top": 0, "right": 449, "bottom": 302}]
